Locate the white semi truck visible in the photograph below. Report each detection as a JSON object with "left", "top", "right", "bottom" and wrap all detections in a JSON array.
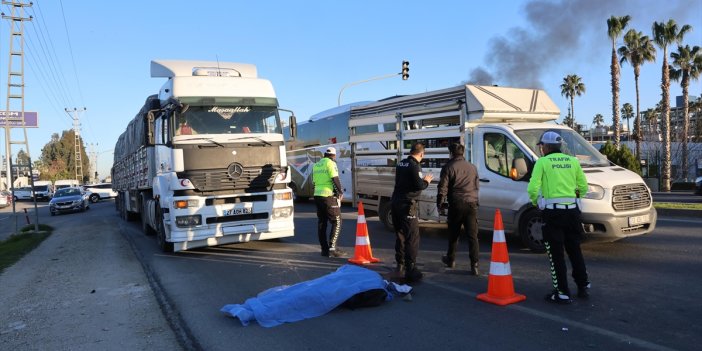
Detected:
[
  {"left": 350, "top": 84, "right": 657, "bottom": 252},
  {"left": 112, "top": 60, "right": 296, "bottom": 252}
]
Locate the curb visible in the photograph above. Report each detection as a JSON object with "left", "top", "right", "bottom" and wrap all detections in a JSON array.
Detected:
[{"left": 655, "top": 208, "right": 702, "bottom": 218}]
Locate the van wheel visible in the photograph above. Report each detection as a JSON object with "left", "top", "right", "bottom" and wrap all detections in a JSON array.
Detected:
[
  {"left": 89, "top": 194, "right": 100, "bottom": 203},
  {"left": 519, "top": 209, "right": 546, "bottom": 253},
  {"left": 156, "top": 208, "right": 174, "bottom": 253},
  {"left": 379, "top": 199, "right": 394, "bottom": 232}
]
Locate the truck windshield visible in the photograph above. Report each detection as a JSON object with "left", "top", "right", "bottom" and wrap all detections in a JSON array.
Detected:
[
  {"left": 174, "top": 104, "right": 282, "bottom": 136},
  {"left": 515, "top": 129, "right": 610, "bottom": 167}
]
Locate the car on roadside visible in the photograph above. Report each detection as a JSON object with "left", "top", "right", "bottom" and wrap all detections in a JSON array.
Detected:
[
  {"left": 82, "top": 183, "right": 117, "bottom": 203},
  {"left": 695, "top": 176, "right": 702, "bottom": 195},
  {"left": 0, "top": 190, "right": 11, "bottom": 208},
  {"left": 12, "top": 187, "right": 34, "bottom": 201},
  {"left": 49, "top": 187, "right": 90, "bottom": 215}
]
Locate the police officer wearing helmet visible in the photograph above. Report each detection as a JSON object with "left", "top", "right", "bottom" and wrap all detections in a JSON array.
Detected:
[
  {"left": 313, "top": 147, "right": 346, "bottom": 257},
  {"left": 527, "top": 131, "right": 590, "bottom": 304},
  {"left": 391, "top": 142, "right": 434, "bottom": 282}
]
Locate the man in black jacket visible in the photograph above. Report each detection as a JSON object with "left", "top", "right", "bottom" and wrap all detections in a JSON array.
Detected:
[
  {"left": 391, "top": 142, "right": 434, "bottom": 282},
  {"left": 437, "top": 143, "right": 480, "bottom": 275}
]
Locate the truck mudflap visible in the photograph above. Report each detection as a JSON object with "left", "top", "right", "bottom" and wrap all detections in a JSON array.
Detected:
[{"left": 580, "top": 206, "right": 657, "bottom": 242}]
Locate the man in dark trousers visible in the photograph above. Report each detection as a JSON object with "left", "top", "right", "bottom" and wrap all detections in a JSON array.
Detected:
[
  {"left": 527, "top": 131, "right": 590, "bottom": 304},
  {"left": 312, "top": 147, "right": 346, "bottom": 258},
  {"left": 437, "top": 143, "right": 480, "bottom": 275},
  {"left": 391, "top": 142, "right": 433, "bottom": 282}
]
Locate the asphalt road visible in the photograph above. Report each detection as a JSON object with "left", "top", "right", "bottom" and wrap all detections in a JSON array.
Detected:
[{"left": 118, "top": 200, "right": 701, "bottom": 351}]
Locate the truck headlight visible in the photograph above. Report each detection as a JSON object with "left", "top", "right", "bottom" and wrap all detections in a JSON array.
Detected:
[
  {"left": 175, "top": 215, "right": 202, "bottom": 227},
  {"left": 272, "top": 206, "right": 293, "bottom": 219},
  {"left": 584, "top": 184, "right": 605, "bottom": 200}
]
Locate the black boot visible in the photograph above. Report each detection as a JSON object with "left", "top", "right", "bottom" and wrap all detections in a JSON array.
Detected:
[
  {"left": 405, "top": 263, "right": 423, "bottom": 283},
  {"left": 470, "top": 262, "right": 479, "bottom": 276}
]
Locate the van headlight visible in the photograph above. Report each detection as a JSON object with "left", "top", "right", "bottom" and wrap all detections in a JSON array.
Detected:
[
  {"left": 584, "top": 184, "right": 605, "bottom": 200},
  {"left": 272, "top": 206, "right": 293, "bottom": 219}
]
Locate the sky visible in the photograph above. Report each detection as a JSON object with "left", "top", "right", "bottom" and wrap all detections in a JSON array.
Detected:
[{"left": 0, "top": 0, "right": 701, "bottom": 180}]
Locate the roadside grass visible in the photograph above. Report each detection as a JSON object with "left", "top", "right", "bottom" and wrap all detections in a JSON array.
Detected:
[
  {"left": 653, "top": 202, "right": 702, "bottom": 210},
  {"left": 0, "top": 224, "right": 53, "bottom": 274}
]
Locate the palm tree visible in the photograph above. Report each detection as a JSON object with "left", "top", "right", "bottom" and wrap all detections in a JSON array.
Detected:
[
  {"left": 592, "top": 113, "right": 605, "bottom": 141},
  {"left": 669, "top": 44, "right": 702, "bottom": 180},
  {"left": 621, "top": 103, "right": 634, "bottom": 140},
  {"left": 619, "top": 29, "right": 656, "bottom": 160},
  {"left": 560, "top": 74, "right": 586, "bottom": 129},
  {"left": 607, "top": 15, "right": 631, "bottom": 149},
  {"left": 652, "top": 19, "right": 692, "bottom": 191},
  {"left": 644, "top": 108, "right": 658, "bottom": 140}
]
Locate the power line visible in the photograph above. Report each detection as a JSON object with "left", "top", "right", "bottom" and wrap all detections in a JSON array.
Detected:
[{"left": 57, "top": 0, "right": 83, "bottom": 105}]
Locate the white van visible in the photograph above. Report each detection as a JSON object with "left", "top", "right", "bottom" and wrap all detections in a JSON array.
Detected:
[
  {"left": 350, "top": 85, "right": 657, "bottom": 252},
  {"left": 54, "top": 179, "right": 80, "bottom": 190},
  {"left": 32, "top": 180, "right": 54, "bottom": 201}
]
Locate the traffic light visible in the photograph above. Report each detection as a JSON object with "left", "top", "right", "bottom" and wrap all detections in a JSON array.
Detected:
[{"left": 401, "top": 60, "right": 410, "bottom": 80}]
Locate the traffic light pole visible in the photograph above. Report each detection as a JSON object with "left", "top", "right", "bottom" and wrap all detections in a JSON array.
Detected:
[{"left": 337, "top": 72, "right": 401, "bottom": 106}]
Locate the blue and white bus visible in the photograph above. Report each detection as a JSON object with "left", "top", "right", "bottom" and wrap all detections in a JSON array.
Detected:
[{"left": 285, "top": 103, "right": 370, "bottom": 201}]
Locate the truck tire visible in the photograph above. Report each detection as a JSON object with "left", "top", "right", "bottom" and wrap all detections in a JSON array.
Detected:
[
  {"left": 379, "top": 199, "right": 394, "bottom": 232},
  {"left": 155, "top": 208, "right": 174, "bottom": 253},
  {"left": 141, "top": 197, "right": 156, "bottom": 236},
  {"left": 519, "top": 209, "right": 546, "bottom": 253}
]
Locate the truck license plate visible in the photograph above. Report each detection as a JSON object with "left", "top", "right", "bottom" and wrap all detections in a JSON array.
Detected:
[
  {"left": 628, "top": 214, "right": 650, "bottom": 226},
  {"left": 224, "top": 207, "right": 252, "bottom": 216}
]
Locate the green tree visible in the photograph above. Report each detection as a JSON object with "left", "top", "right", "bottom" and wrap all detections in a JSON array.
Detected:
[
  {"left": 621, "top": 103, "right": 634, "bottom": 140},
  {"left": 38, "top": 130, "right": 91, "bottom": 183},
  {"left": 652, "top": 19, "right": 692, "bottom": 191},
  {"left": 607, "top": 15, "right": 631, "bottom": 149},
  {"left": 669, "top": 44, "right": 702, "bottom": 180},
  {"left": 560, "top": 74, "right": 586, "bottom": 129},
  {"left": 599, "top": 141, "right": 641, "bottom": 175},
  {"left": 619, "top": 29, "right": 656, "bottom": 160}
]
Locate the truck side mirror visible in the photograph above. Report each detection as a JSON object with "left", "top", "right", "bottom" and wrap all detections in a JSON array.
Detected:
[
  {"left": 510, "top": 158, "right": 529, "bottom": 181},
  {"left": 289, "top": 115, "right": 297, "bottom": 139}
]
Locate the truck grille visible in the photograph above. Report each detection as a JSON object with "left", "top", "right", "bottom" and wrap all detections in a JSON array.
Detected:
[
  {"left": 612, "top": 183, "right": 651, "bottom": 211},
  {"left": 186, "top": 166, "right": 280, "bottom": 193}
]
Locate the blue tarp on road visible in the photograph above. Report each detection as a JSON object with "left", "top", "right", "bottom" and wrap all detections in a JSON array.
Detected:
[{"left": 221, "top": 264, "right": 390, "bottom": 327}]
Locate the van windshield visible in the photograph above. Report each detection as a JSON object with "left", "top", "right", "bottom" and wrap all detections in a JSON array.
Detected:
[{"left": 515, "top": 129, "right": 609, "bottom": 167}]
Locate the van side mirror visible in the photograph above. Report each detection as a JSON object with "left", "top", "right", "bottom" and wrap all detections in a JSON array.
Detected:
[{"left": 510, "top": 158, "right": 529, "bottom": 181}]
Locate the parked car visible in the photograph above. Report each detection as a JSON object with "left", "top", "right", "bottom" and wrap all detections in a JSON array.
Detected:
[
  {"left": 32, "top": 181, "right": 55, "bottom": 201},
  {"left": 83, "top": 183, "right": 117, "bottom": 203},
  {"left": 12, "top": 187, "right": 33, "bottom": 201},
  {"left": 0, "top": 190, "right": 11, "bottom": 208},
  {"left": 49, "top": 187, "right": 90, "bottom": 215},
  {"left": 695, "top": 176, "right": 702, "bottom": 195}
]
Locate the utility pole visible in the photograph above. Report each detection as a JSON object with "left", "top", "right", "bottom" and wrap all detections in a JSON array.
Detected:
[
  {"left": 65, "top": 107, "right": 86, "bottom": 184},
  {"left": 1, "top": 0, "right": 32, "bottom": 190},
  {"left": 89, "top": 142, "right": 98, "bottom": 184}
]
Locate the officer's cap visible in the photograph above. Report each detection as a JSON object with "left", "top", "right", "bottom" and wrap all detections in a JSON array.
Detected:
[
  {"left": 537, "top": 131, "right": 563, "bottom": 145},
  {"left": 325, "top": 147, "right": 337, "bottom": 155}
]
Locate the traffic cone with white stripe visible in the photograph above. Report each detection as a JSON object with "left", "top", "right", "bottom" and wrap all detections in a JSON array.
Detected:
[
  {"left": 349, "top": 201, "right": 381, "bottom": 265},
  {"left": 477, "top": 209, "right": 526, "bottom": 306}
]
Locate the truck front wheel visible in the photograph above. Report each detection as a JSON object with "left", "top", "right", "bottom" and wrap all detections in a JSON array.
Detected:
[
  {"left": 155, "top": 208, "right": 174, "bottom": 253},
  {"left": 379, "top": 199, "right": 394, "bottom": 232},
  {"left": 519, "top": 209, "right": 546, "bottom": 253},
  {"left": 141, "top": 197, "right": 156, "bottom": 236}
]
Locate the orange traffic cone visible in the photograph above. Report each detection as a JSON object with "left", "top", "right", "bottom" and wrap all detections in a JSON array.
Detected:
[
  {"left": 349, "top": 202, "right": 381, "bottom": 265},
  {"left": 476, "top": 209, "right": 526, "bottom": 306}
]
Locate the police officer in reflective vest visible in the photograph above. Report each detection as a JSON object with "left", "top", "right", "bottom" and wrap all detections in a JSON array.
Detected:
[
  {"left": 312, "top": 147, "right": 346, "bottom": 257},
  {"left": 391, "top": 142, "right": 433, "bottom": 282},
  {"left": 527, "top": 131, "right": 590, "bottom": 304}
]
